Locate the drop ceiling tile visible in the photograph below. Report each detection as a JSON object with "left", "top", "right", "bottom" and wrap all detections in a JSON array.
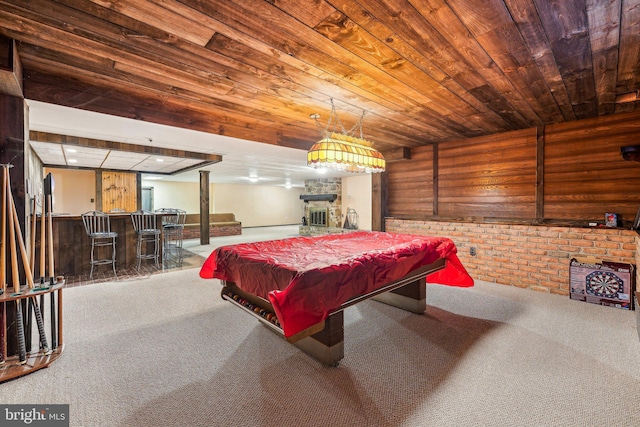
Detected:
[
  {"left": 102, "top": 151, "right": 151, "bottom": 170},
  {"left": 30, "top": 141, "right": 214, "bottom": 174}
]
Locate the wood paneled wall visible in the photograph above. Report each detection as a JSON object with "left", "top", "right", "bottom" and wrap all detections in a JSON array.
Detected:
[
  {"left": 438, "top": 128, "right": 537, "bottom": 218},
  {"left": 100, "top": 171, "right": 137, "bottom": 212},
  {"left": 387, "top": 111, "right": 640, "bottom": 225},
  {"left": 544, "top": 113, "right": 640, "bottom": 220},
  {"left": 387, "top": 145, "right": 434, "bottom": 217}
]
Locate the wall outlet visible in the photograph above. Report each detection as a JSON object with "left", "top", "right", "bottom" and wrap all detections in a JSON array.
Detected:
[{"left": 470, "top": 247, "right": 477, "bottom": 256}]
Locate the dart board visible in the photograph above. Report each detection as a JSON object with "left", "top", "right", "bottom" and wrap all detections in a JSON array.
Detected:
[{"left": 585, "top": 270, "right": 624, "bottom": 298}]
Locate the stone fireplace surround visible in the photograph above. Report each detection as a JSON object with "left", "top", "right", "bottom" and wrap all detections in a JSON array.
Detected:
[{"left": 299, "top": 178, "right": 350, "bottom": 236}]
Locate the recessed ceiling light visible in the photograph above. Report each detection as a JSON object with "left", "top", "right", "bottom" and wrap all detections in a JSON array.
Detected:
[
  {"left": 68, "top": 159, "right": 78, "bottom": 163},
  {"left": 66, "top": 148, "right": 77, "bottom": 153},
  {"left": 156, "top": 158, "right": 164, "bottom": 162}
]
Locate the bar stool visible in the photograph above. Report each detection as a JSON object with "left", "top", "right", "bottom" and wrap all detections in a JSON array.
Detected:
[
  {"left": 130, "top": 210, "right": 161, "bottom": 270},
  {"left": 155, "top": 208, "right": 186, "bottom": 266},
  {"left": 81, "top": 211, "right": 118, "bottom": 279}
]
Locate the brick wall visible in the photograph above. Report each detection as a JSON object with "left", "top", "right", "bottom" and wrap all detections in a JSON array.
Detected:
[
  {"left": 386, "top": 218, "right": 638, "bottom": 295},
  {"left": 182, "top": 223, "right": 241, "bottom": 240}
]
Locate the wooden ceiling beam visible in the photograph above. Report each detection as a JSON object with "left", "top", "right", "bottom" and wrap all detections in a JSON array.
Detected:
[
  {"left": 0, "top": 36, "right": 23, "bottom": 97},
  {"left": 29, "top": 131, "right": 223, "bottom": 162}
]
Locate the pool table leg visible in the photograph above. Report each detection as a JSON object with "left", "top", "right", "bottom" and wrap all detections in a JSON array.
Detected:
[
  {"left": 292, "top": 311, "right": 344, "bottom": 366},
  {"left": 371, "top": 276, "right": 426, "bottom": 313}
]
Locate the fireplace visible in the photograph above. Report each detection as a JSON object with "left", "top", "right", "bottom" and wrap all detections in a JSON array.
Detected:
[
  {"left": 309, "top": 207, "right": 328, "bottom": 227},
  {"left": 299, "top": 178, "right": 344, "bottom": 236}
]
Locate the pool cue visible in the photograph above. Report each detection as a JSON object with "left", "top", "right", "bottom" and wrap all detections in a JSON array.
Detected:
[
  {"left": 32, "top": 197, "right": 45, "bottom": 344},
  {"left": 0, "top": 303, "right": 5, "bottom": 365},
  {"left": 39, "top": 194, "right": 48, "bottom": 348},
  {"left": 47, "top": 194, "right": 57, "bottom": 349},
  {"left": 25, "top": 289, "right": 32, "bottom": 350},
  {"left": 0, "top": 165, "right": 6, "bottom": 364},
  {"left": 56, "top": 286, "right": 63, "bottom": 348},
  {"left": 5, "top": 167, "right": 27, "bottom": 364},
  {"left": 40, "top": 194, "right": 45, "bottom": 284},
  {"left": 28, "top": 199, "right": 36, "bottom": 350},
  {"left": 47, "top": 195, "right": 54, "bottom": 281},
  {"left": 30, "top": 198, "right": 36, "bottom": 277},
  {"left": 9, "top": 190, "right": 49, "bottom": 354},
  {"left": 1, "top": 166, "right": 6, "bottom": 294}
]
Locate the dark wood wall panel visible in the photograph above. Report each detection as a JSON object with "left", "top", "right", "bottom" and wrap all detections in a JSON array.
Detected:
[
  {"left": 386, "top": 111, "right": 640, "bottom": 224},
  {"left": 387, "top": 145, "right": 434, "bottom": 217},
  {"left": 34, "top": 214, "right": 138, "bottom": 278},
  {"left": 438, "top": 128, "right": 537, "bottom": 217},
  {"left": 544, "top": 111, "right": 640, "bottom": 221}
]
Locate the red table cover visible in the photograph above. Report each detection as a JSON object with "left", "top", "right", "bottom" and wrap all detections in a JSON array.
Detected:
[{"left": 200, "top": 231, "right": 474, "bottom": 338}]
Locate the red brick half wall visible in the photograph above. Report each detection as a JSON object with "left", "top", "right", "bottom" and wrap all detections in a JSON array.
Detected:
[{"left": 386, "top": 218, "right": 638, "bottom": 295}]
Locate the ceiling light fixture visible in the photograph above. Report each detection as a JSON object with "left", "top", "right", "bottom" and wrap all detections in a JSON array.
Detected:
[{"left": 307, "top": 99, "right": 385, "bottom": 173}]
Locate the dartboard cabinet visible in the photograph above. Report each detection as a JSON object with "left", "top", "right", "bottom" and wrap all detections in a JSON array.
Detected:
[{"left": 570, "top": 257, "right": 635, "bottom": 310}]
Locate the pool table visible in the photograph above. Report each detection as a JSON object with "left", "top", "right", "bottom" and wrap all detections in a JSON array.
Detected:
[{"left": 200, "top": 231, "right": 474, "bottom": 365}]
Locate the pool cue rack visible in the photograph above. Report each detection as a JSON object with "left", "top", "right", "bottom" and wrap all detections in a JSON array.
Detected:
[
  {"left": 0, "top": 283, "right": 64, "bottom": 382},
  {"left": 1, "top": 164, "right": 64, "bottom": 383}
]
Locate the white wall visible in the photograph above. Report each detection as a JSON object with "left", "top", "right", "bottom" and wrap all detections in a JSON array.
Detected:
[
  {"left": 142, "top": 179, "right": 214, "bottom": 213},
  {"left": 40, "top": 169, "right": 361, "bottom": 228},
  {"left": 213, "top": 183, "right": 304, "bottom": 227},
  {"left": 45, "top": 168, "right": 96, "bottom": 215},
  {"left": 146, "top": 181, "right": 304, "bottom": 227},
  {"left": 341, "top": 174, "right": 372, "bottom": 230}
]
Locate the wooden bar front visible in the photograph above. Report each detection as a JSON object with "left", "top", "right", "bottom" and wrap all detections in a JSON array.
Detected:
[{"left": 33, "top": 214, "right": 139, "bottom": 278}]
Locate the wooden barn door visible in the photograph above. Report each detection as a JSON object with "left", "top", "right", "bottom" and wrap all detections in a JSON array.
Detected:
[{"left": 100, "top": 171, "right": 137, "bottom": 212}]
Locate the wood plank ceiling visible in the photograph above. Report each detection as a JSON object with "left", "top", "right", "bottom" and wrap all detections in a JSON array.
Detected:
[{"left": 0, "top": 0, "right": 639, "bottom": 154}]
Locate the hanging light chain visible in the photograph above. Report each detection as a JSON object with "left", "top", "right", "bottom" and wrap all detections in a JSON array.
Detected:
[
  {"left": 307, "top": 99, "right": 385, "bottom": 173},
  {"left": 313, "top": 99, "right": 368, "bottom": 138}
]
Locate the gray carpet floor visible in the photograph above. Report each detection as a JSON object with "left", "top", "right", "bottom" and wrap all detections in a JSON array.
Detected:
[{"left": 2, "top": 267, "right": 639, "bottom": 427}]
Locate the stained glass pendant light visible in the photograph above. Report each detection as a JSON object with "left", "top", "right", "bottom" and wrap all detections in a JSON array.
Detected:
[{"left": 307, "top": 100, "right": 385, "bottom": 173}]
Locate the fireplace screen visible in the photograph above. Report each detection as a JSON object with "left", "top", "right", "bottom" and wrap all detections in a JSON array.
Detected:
[{"left": 309, "top": 207, "right": 328, "bottom": 227}]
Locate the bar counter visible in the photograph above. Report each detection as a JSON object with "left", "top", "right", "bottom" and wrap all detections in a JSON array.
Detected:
[{"left": 34, "top": 213, "right": 141, "bottom": 278}]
